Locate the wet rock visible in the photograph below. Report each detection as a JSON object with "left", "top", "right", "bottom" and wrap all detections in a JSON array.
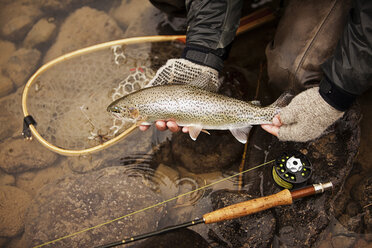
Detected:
[
  {"left": 171, "top": 131, "right": 244, "bottom": 174},
  {"left": 6, "top": 234, "right": 28, "bottom": 248},
  {"left": 0, "top": 170, "right": 15, "bottom": 186},
  {"left": 0, "top": 40, "right": 16, "bottom": 66},
  {"left": 0, "top": 138, "right": 58, "bottom": 174},
  {"left": 331, "top": 235, "right": 356, "bottom": 248},
  {"left": 351, "top": 175, "right": 372, "bottom": 233},
  {"left": 16, "top": 159, "right": 73, "bottom": 197},
  {"left": 34, "top": 0, "right": 94, "bottom": 12},
  {"left": 43, "top": 6, "right": 123, "bottom": 63},
  {"left": 121, "top": 0, "right": 165, "bottom": 37},
  {"left": 3, "top": 48, "right": 41, "bottom": 88},
  {"left": 23, "top": 18, "right": 57, "bottom": 48},
  {"left": 0, "top": 238, "right": 8, "bottom": 247},
  {"left": 0, "top": 73, "right": 14, "bottom": 98},
  {"left": 24, "top": 166, "right": 165, "bottom": 247},
  {"left": 0, "top": 2, "right": 42, "bottom": 41},
  {"left": 110, "top": 0, "right": 154, "bottom": 30},
  {"left": 0, "top": 186, "right": 32, "bottom": 237},
  {"left": 0, "top": 88, "right": 23, "bottom": 141},
  {"left": 136, "top": 228, "right": 210, "bottom": 248},
  {"left": 209, "top": 190, "right": 276, "bottom": 248}
]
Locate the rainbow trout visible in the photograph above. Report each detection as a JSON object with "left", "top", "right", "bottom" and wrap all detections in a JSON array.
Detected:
[{"left": 107, "top": 84, "right": 286, "bottom": 143}]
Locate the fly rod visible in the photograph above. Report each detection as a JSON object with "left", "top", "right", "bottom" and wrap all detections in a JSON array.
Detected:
[{"left": 96, "top": 182, "right": 333, "bottom": 248}]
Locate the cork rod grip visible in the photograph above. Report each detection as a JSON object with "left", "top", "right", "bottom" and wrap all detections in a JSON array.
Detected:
[{"left": 203, "top": 189, "right": 293, "bottom": 224}]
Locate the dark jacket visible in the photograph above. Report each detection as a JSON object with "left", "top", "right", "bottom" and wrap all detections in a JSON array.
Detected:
[
  {"left": 319, "top": 0, "right": 372, "bottom": 111},
  {"left": 182, "top": 0, "right": 371, "bottom": 111}
]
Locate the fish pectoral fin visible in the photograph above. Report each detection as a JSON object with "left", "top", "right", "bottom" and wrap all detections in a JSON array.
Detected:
[
  {"left": 229, "top": 126, "right": 252, "bottom": 144},
  {"left": 188, "top": 125, "right": 203, "bottom": 141}
]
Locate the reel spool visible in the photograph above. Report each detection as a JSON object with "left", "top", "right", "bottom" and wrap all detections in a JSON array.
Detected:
[{"left": 272, "top": 151, "right": 312, "bottom": 189}]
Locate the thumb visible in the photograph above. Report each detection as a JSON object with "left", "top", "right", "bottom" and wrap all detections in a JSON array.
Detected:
[{"left": 279, "top": 105, "right": 299, "bottom": 125}]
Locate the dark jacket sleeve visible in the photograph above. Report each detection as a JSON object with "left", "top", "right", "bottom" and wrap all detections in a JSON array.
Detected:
[
  {"left": 181, "top": 0, "right": 243, "bottom": 71},
  {"left": 320, "top": 0, "right": 372, "bottom": 111}
]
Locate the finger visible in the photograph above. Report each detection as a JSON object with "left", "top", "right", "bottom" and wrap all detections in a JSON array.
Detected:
[
  {"left": 167, "top": 121, "right": 181, "bottom": 132},
  {"left": 139, "top": 125, "right": 150, "bottom": 131},
  {"left": 279, "top": 106, "right": 298, "bottom": 124},
  {"left": 182, "top": 126, "right": 189, "bottom": 133},
  {"left": 261, "top": 124, "right": 279, "bottom": 137},
  {"left": 272, "top": 115, "right": 282, "bottom": 126},
  {"left": 155, "top": 121, "right": 167, "bottom": 131}
]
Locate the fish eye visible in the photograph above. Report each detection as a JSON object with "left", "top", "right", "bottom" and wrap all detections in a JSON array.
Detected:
[{"left": 111, "top": 106, "right": 121, "bottom": 113}]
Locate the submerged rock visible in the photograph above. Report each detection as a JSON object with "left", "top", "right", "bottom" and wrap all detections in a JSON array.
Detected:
[
  {"left": 43, "top": 6, "right": 123, "bottom": 63},
  {"left": 24, "top": 166, "right": 166, "bottom": 247},
  {"left": 0, "top": 2, "right": 42, "bottom": 41},
  {"left": 0, "top": 138, "right": 58, "bottom": 174},
  {"left": 0, "top": 40, "right": 16, "bottom": 66},
  {"left": 0, "top": 170, "right": 15, "bottom": 186},
  {"left": 16, "top": 159, "right": 73, "bottom": 197},
  {"left": 0, "top": 73, "right": 14, "bottom": 98},
  {"left": 171, "top": 131, "right": 244, "bottom": 174},
  {"left": 3, "top": 48, "right": 41, "bottom": 88},
  {"left": 0, "top": 186, "right": 32, "bottom": 237},
  {"left": 23, "top": 18, "right": 57, "bottom": 48}
]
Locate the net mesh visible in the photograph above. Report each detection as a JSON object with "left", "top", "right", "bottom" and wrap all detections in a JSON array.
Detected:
[{"left": 26, "top": 40, "right": 184, "bottom": 150}]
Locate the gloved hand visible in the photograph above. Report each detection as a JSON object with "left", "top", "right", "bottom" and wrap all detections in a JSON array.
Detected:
[
  {"left": 261, "top": 87, "right": 344, "bottom": 142},
  {"left": 140, "top": 58, "right": 220, "bottom": 132},
  {"left": 149, "top": 58, "right": 221, "bottom": 92}
]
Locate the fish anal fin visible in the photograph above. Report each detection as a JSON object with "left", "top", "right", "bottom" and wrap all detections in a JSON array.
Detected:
[
  {"left": 229, "top": 126, "right": 252, "bottom": 144},
  {"left": 188, "top": 125, "right": 203, "bottom": 141}
]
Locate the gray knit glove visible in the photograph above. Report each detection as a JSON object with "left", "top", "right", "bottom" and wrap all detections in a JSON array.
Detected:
[
  {"left": 149, "top": 58, "right": 221, "bottom": 92},
  {"left": 278, "top": 87, "right": 344, "bottom": 142}
]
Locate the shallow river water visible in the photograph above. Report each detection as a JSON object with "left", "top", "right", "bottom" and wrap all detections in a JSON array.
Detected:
[{"left": 0, "top": 0, "right": 371, "bottom": 247}]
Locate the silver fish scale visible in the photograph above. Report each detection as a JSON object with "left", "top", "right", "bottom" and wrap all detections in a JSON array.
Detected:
[{"left": 113, "top": 84, "right": 278, "bottom": 129}]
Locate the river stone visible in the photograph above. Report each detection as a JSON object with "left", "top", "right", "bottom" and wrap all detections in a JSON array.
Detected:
[
  {"left": 0, "top": 40, "right": 16, "bottom": 66},
  {"left": 0, "top": 186, "right": 32, "bottom": 237},
  {"left": 110, "top": 0, "right": 153, "bottom": 29},
  {"left": 3, "top": 48, "right": 41, "bottom": 88},
  {"left": 23, "top": 18, "right": 57, "bottom": 48},
  {"left": 34, "top": 0, "right": 94, "bottom": 12},
  {"left": 0, "top": 137, "right": 58, "bottom": 174},
  {"left": 0, "top": 73, "right": 14, "bottom": 98},
  {"left": 209, "top": 190, "right": 276, "bottom": 248},
  {"left": 16, "top": 160, "right": 73, "bottom": 197},
  {"left": 0, "top": 2, "right": 42, "bottom": 41},
  {"left": 43, "top": 6, "right": 123, "bottom": 63},
  {"left": 351, "top": 174, "right": 372, "bottom": 233},
  {"left": 0, "top": 87, "right": 23, "bottom": 141},
  {"left": 24, "top": 166, "right": 165, "bottom": 247},
  {"left": 171, "top": 131, "right": 244, "bottom": 174},
  {"left": 0, "top": 170, "right": 15, "bottom": 186}
]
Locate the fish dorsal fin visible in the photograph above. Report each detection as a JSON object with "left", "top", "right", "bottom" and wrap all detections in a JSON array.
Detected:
[
  {"left": 188, "top": 125, "right": 203, "bottom": 141},
  {"left": 229, "top": 126, "right": 252, "bottom": 144}
]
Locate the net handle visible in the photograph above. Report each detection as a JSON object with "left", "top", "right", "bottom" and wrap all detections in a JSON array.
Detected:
[{"left": 22, "top": 8, "right": 275, "bottom": 156}]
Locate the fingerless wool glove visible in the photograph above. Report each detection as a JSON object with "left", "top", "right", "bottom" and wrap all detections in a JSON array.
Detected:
[{"left": 278, "top": 87, "right": 344, "bottom": 142}]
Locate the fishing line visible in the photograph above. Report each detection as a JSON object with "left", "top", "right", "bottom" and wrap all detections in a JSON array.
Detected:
[{"left": 32, "top": 159, "right": 275, "bottom": 248}]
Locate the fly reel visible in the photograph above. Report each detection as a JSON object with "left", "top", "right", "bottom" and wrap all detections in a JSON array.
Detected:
[{"left": 272, "top": 150, "right": 312, "bottom": 189}]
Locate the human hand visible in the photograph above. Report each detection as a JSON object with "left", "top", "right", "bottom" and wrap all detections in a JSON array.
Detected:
[
  {"left": 140, "top": 58, "right": 219, "bottom": 133},
  {"left": 261, "top": 87, "right": 344, "bottom": 142}
]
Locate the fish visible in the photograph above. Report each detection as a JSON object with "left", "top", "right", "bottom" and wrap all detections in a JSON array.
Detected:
[{"left": 107, "top": 84, "right": 288, "bottom": 144}]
